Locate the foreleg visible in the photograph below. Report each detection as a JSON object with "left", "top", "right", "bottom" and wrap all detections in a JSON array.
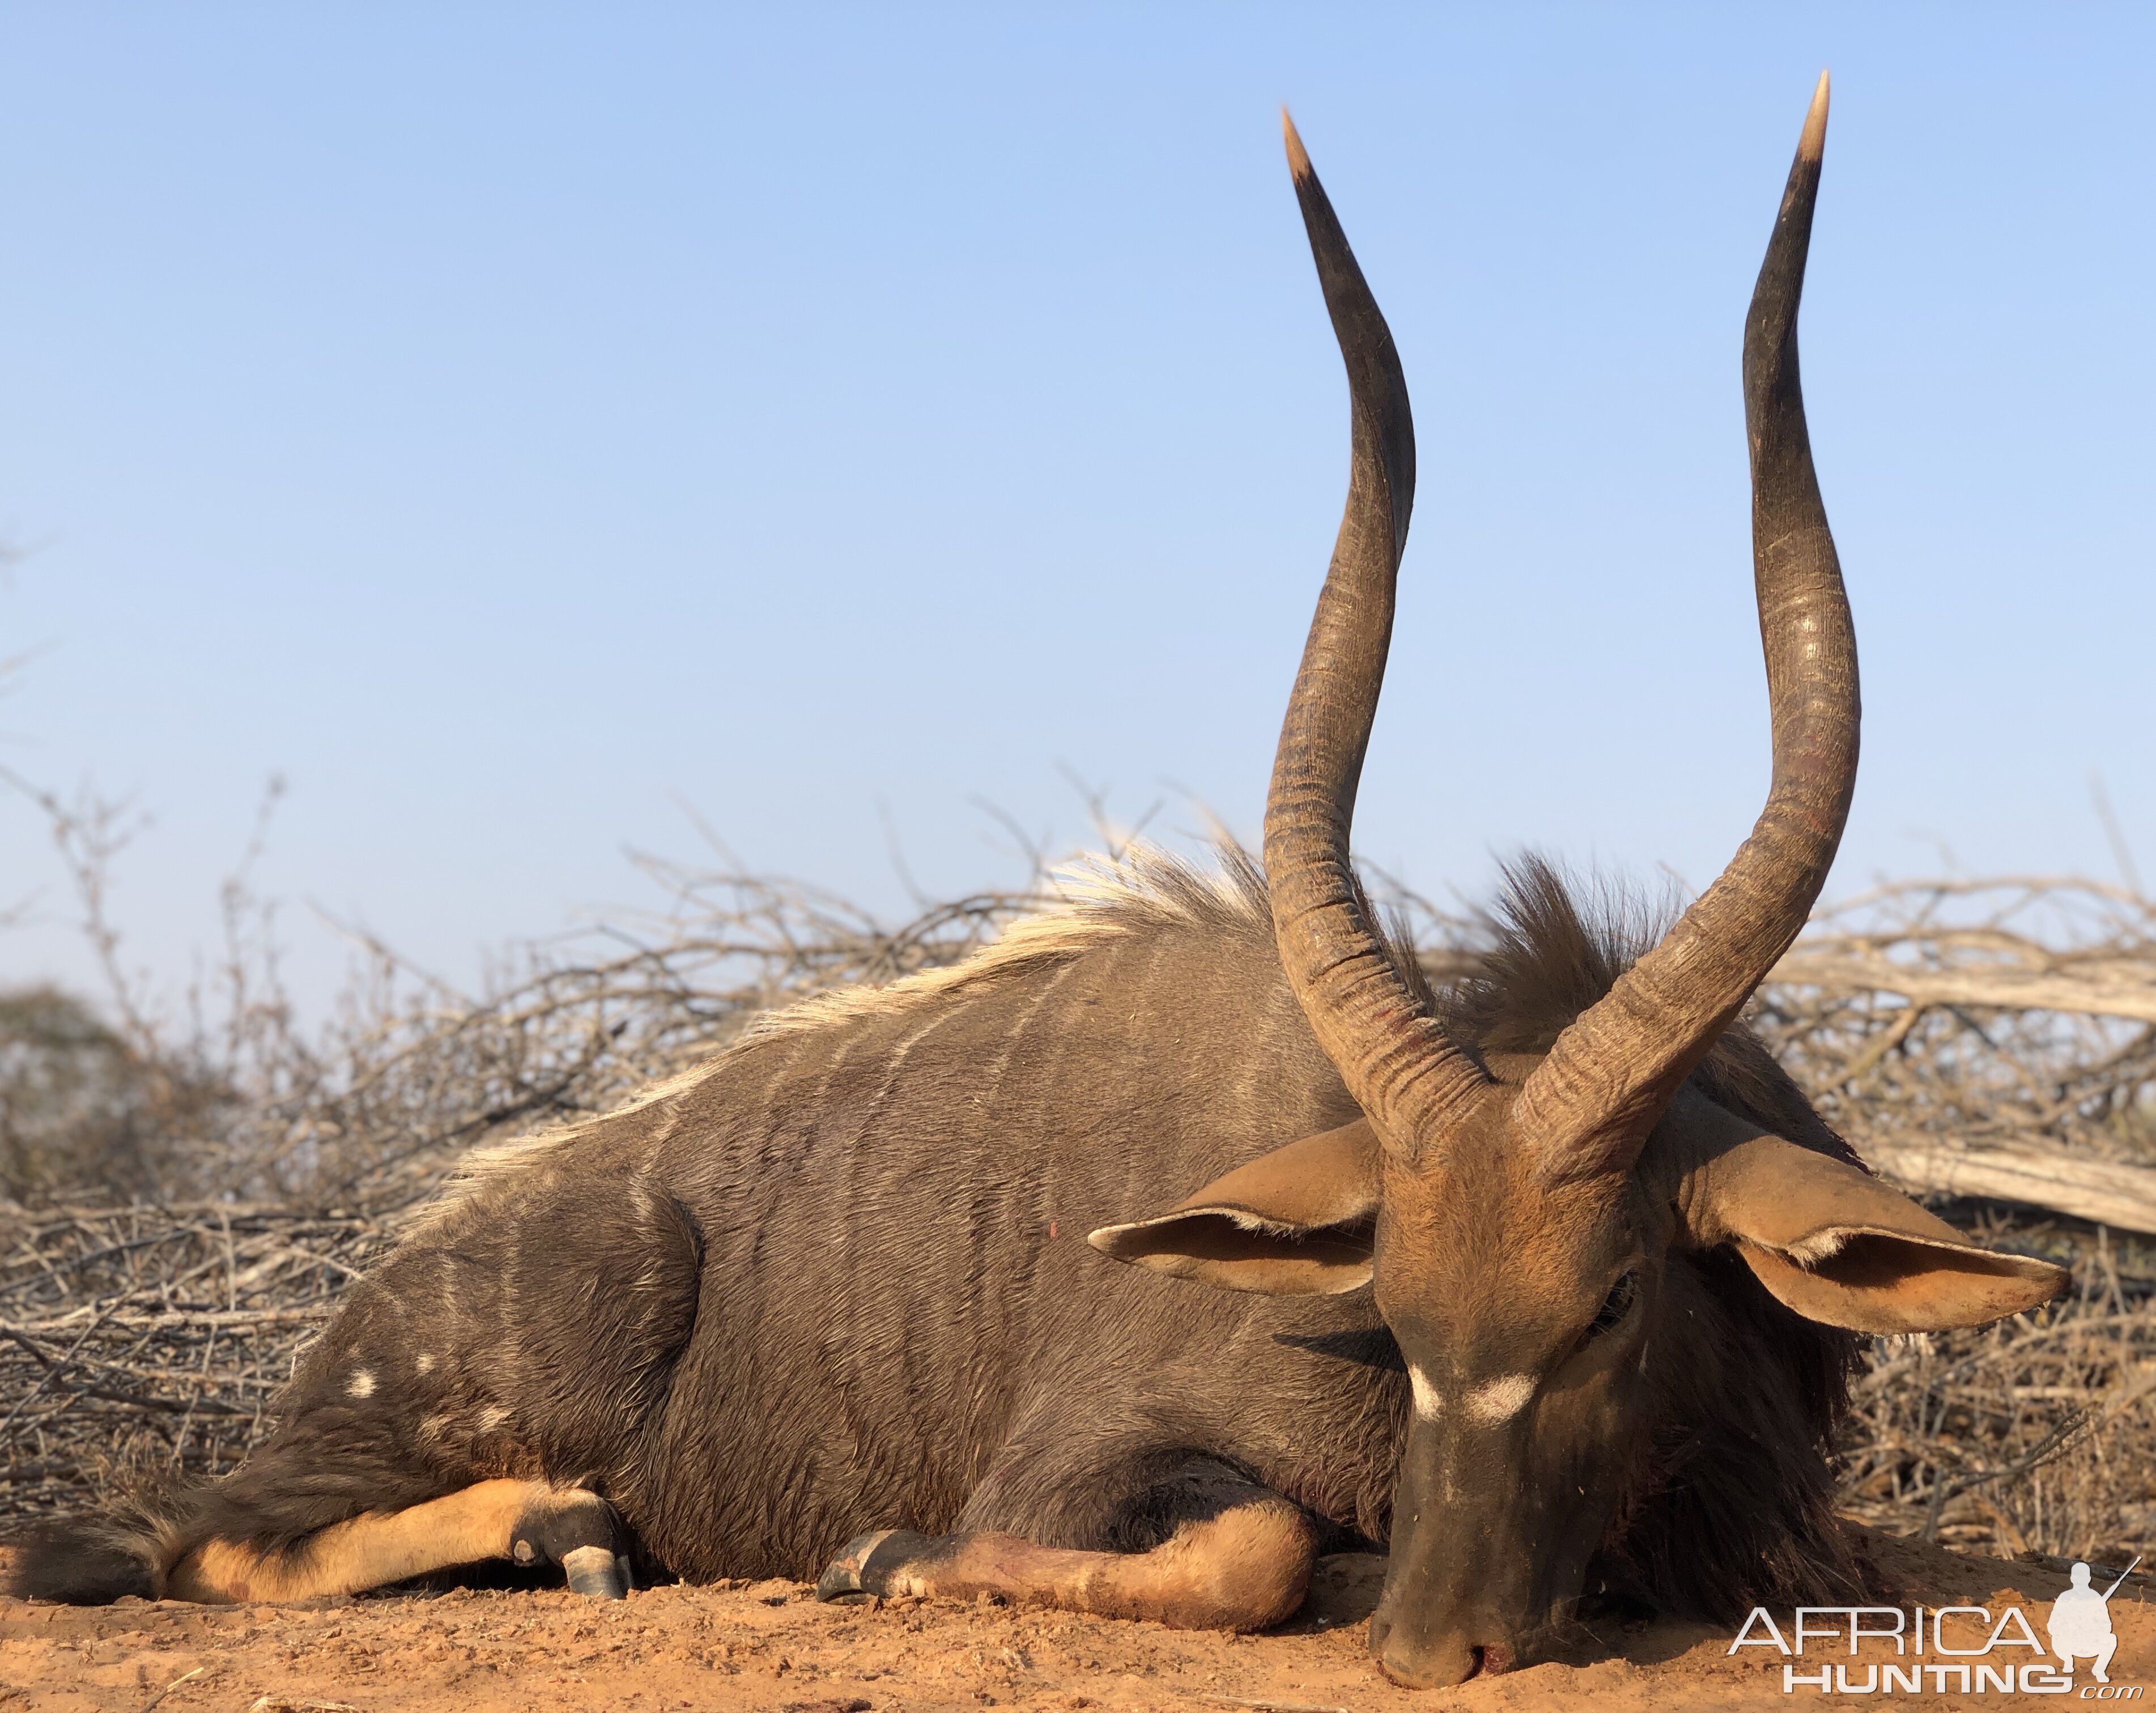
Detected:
[{"left": 817, "top": 1466, "right": 1316, "bottom": 1632}]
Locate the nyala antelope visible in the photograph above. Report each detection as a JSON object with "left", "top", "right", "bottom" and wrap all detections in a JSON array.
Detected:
[{"left": 11, "top": 76, "right": 2065, "bottom": 1689}]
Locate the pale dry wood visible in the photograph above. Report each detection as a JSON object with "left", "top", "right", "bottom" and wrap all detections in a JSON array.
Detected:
[
  {"left": 1755, "top": 875, "right": 2156, "bottom": 1234},
  {"left": 1860, "top": 1138, "right": 2156, "bottom": 1236},
  {"left": 1772, "top": 949, "right": 2156, "bottom": 1025}
]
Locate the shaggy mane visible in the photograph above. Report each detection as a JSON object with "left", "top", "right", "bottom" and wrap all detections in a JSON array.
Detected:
[
  {"left": 414, "top": 845, "right": 1851, "bottom": 1249},
  {"left": 1435, "top": 855, "right": 1666, "bottom": 1055}
]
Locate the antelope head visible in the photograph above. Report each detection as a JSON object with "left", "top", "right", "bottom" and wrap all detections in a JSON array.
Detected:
[{"left": 1094, "top": 78, "right": 2067, "bottom": 1688}]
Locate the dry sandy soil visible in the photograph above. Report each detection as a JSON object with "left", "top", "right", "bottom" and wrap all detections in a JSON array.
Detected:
[{"left": 2, "top": 1531, "right": 2149, "bottom": 1712}]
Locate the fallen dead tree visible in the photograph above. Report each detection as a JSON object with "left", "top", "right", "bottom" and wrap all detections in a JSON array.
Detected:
[
  {"left": 1851, "top": 1137, "right": 2156, "bottom": 1235},
  {"left": 1756, "top": 876, "right": 2156, "bottom": 1235}
]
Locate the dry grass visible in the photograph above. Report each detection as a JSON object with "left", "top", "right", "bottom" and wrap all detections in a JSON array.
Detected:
[{"left": 2, "top": 832, "right": 2154, "bottom": 1570}]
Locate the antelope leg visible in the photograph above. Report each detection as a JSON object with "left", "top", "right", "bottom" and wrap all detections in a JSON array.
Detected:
[
  {"left": 169, "top": 1478, "right": 630, "bottom": 1603},
  {"left": 817, "top": 1489, "right": 1317, "bottom": 1632}
]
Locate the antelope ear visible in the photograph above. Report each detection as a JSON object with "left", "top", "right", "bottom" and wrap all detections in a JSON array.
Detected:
[
  {"left": 1088, "top": 1118, "right": 1380, "bottom": 1296},
  {"left": 1686, "top": 1131, "right": 2068, "bottom": 1333}
]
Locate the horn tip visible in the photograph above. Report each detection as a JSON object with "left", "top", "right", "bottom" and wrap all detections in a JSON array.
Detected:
[
  {"left": 1281, "top": 106, "right": 1313, "bottom": 181},
  {"left": 1798, "top": 70, "right": 1831, "bottom": 163}
]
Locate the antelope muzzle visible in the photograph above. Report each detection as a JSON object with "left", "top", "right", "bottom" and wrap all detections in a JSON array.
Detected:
[{"left": 1367, "top": 1416, "right": 1611, "bottom": 1689}]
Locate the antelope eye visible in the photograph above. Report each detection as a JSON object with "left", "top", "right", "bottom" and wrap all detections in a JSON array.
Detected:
[{"left": 1576, "top": 1271, "right": 1639, "bottom": 1350}]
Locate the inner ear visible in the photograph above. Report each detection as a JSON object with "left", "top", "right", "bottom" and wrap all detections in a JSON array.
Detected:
[
  {"left": 1737, "top": 1228, "right": 2065, "bottom": 1334},
  {"left": 1676, "top": 1119, "right": 2068, "bottom": 1334},
  {"left": 1087, "top": 1117, "right": 1380, "bottom": 1296},
  {"left": 1092, "top": 1208, "right": 1376, "bottom": 1296}
]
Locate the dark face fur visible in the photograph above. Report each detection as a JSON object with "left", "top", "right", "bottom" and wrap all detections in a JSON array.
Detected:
[{"left": 1362, "top": 1108, "right": 1656, "bottom": 1685}]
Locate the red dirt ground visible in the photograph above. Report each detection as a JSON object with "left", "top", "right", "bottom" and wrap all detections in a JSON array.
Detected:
[{"left": 2, "top": 1530, "right": 2149, "bottom": 1711}]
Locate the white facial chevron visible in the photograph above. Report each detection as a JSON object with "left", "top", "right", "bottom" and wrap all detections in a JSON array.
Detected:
[{"left": 1463, "top": 1373, "right": 1535, "bottom": 1422}]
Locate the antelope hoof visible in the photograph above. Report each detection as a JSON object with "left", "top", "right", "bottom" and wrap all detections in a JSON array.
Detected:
[
  {"left": 817, "top": 1529, "right": 934, "bottom": 1603},
  {"left": 561, "top": 1545, "right": 629, "bottom": 1600},
  {"left": 509, "top": 1489, "right": 630, "bottom": 1598}
]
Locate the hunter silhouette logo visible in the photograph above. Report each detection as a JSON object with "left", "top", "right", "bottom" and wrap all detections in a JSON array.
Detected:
[
  {"left": 2049, "top": 1558, "right": 2140, "bottom": 1685},
  {"left": 1730, "top": 1561, "right": 2143, "bottom": 1697}
]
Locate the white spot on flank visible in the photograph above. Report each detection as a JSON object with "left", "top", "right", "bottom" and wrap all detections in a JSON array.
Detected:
[
  {"left": 346, "top": 1368, "right": 376, "bottom": 1399},
  {"left": 1464, "top": 1373, "right": 1535, "bottom": 1422},
  {"left": 476, "top": 1404, "right": 511, "bottom": 1433},
  {"left": 415, "top": 1353, "right": 435, "bottom": 1375},
  {"left": 1408, "top": 1365, "right": 1444, "bottom": 1421}
]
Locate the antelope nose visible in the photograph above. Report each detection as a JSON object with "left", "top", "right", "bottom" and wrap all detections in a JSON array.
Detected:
[
  {"left": 1371, "top": 1629, "right": 1509, "bottom": 1698},
  {"left": 1371, "top": 1631, "right": 1511, "bottom": 1690}
]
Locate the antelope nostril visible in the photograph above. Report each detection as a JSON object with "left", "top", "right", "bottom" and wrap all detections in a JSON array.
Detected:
[{"left": 1372, "top": 1632, "right": 1507, "bottom": 1689}]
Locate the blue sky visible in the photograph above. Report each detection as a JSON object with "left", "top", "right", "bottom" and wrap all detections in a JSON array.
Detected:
[{"left": 2, "top": 5, "right": 2150, "bottom": 1017}]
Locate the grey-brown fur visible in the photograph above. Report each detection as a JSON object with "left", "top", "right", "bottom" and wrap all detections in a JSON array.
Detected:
[{"left": 12, "top": 849, "right": 1862, "bottom": 1620}]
